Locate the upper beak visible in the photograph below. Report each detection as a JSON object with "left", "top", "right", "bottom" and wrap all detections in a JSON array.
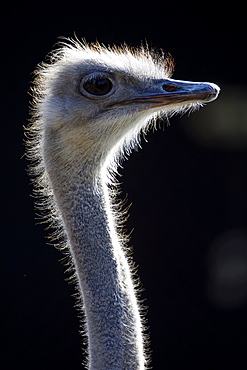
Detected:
[{"left": 105, "top": 79, "right": 220, "bottom": 110}]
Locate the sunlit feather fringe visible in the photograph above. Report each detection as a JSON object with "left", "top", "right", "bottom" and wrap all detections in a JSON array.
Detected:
[{"left": 25, "top": 37, "right": 200, "bottom": 369}]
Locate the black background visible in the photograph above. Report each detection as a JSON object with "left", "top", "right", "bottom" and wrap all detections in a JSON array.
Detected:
[{"left": 2, "top": 2, "right": 247, "bottom": 369}]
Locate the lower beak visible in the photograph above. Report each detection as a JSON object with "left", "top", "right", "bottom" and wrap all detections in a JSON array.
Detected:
[{"left": 107, "top": 80, "right": 220, "bottom": 110}]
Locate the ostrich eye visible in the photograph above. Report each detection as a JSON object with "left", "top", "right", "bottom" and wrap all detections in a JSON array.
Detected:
[{"left": 81, "top": 74, "right": 113, "bottom": 97}]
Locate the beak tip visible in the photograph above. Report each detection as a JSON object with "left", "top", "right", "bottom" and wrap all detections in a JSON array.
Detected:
[{"left": 206, "top": 82, "right": 220, "bottom": 102}]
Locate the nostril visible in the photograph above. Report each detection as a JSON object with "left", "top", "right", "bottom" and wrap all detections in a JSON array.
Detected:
[{"left": 162, "top": 84, "right": 180, "bottom": 92}]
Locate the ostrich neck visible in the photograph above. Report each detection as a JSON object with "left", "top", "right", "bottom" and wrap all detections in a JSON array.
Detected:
[{"left": 48, "top": 159, "right": 145, "bottom": 369}]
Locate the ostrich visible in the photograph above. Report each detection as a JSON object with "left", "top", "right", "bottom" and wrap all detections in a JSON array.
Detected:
[{"left": 26, "top": 38, "right": 220, "bottom": 369}]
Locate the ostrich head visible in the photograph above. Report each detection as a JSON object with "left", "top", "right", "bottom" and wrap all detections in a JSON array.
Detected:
[{"left": 35, "top": 40, "right": 219, "bottom": 180}]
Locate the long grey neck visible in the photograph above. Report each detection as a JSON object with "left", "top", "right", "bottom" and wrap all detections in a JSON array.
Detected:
[{"left": 49, "top": 163, "right": 145, "bottom": 369}]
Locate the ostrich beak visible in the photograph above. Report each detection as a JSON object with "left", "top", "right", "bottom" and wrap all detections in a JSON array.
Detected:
[
  {"left": 130, "top": 80, "right": 220, "bottom": 107},
  {"left": 106, "top": 80, "right": 220, "bottom": 110}
]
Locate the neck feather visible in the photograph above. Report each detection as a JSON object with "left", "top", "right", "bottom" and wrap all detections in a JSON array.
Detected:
[{"left": 47, "top": 160, "right": 146, "bottom": 369}]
